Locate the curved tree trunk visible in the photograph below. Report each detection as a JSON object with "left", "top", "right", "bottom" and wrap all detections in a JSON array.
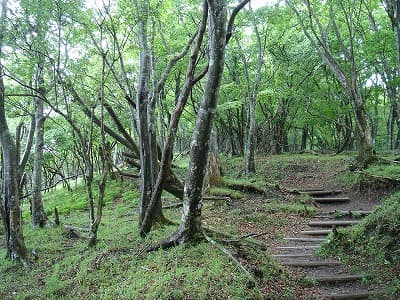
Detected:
[{"left": 156, "top": 0, "right": 228, "bottom": 246}]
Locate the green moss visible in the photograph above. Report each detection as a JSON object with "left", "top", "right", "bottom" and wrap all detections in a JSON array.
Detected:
[
  {"left": 1, "top": 175, "right": 302, "bottom": 300},
  {"left": 209, "top": 186, "right": 243, "bottom": 199}
]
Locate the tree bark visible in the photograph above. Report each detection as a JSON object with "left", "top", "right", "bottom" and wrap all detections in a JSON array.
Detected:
[
  {"left": 0, "top": 0, "right": 28, "bottom": 266},
  {"left": 139, "top": 0, "right": 208, "bottom": 235},
  {"left": 245, "top": 4, "right": 262, "bottom": 173},
  {"left": 156, "top": 0, "right": 228, "bottom": 246},
  {"left": 31, "top": 66, "right": 50, "bottom": 228},
  {"left": 135, "top": 1, "right": 164, "bottom": 228}
]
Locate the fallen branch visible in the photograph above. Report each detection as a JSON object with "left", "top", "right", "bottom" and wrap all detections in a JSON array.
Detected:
[
  {"left": 202, "top": 229, "right": 254, "bottom": 280},
  {"left": 220, "top": 231, "right": 269, "bottom": 244},
  {"left": 163, "top": 202, "right": 183, "bottom": 209},
  {"left": 203, "top": 227, "right": 268, "bottom": 251},
  {"left": 20, "top": 174, "right": 79, "bottom": 199},
  {"left": 203, "top": 196, "right": 230, "bottom": 201},
  {"left": 113, "top": 171, "right": 140, "bottom": 179}
]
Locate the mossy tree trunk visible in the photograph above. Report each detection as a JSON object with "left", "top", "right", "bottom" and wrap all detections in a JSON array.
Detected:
[
  {"left": 156, "top": 0, "right": 229, "bottom": 246},
  {"left": 0, "top": 0, "right": 29, "bottom": 267}
]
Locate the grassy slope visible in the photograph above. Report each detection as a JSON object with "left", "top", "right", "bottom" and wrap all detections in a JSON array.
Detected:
[
  {"left": 1, "top": 158, "right": 306, "bottom": 300},
  {"left": 4, "top": 153, "right": 399, "bottom": 299}
]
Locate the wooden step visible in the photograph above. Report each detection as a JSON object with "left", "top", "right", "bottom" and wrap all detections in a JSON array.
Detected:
[
  {"left": 313, "top": 197, "right": 350, "bottom": 203},
  {"left": 301, "top": 229, "right": 332, "bottom": 236},
  {"left": 323, "top": 290, "right": 375, "bottom": 299},
  {"left": 302, "top": 190, "right": 342, "bottom": 196},
  {"left": 272, "top": 253, "right": 314, "bottom": 258},
  {"left": 299, "top": 187, "right": 325, "bottom": 192},
  {"left": 328, "top": 210, "right": 373, "bottom": 216},
  {"left": 308, "top": 220, "right": 360, "bottom": 227},
  {"left": 314, "top": 274, "right": 363, "bottom": 283},
  {"left": 281, "top": 260, "right": 340, "bottom": 267},
  {"left": 284, "top": 237, "right": 326, "bottom": 242},
  {"left": 276, "top": 245, "right": 319, "bottom": 250}
]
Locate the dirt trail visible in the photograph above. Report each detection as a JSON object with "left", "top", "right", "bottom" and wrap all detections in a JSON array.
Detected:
[{"left": 271, "top": 162, "right": 382, "bottom": 299}]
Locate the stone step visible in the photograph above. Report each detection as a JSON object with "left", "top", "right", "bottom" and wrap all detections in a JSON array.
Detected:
[
  {"left": 281, "top": 260, "right": 340, "bottom": 267},
  {"left": 301, "top": 190, "right": 342, "bottom": 196},
  {"left": 308, "top": 220, "right": 360, "bottom": 227},
  {"left": 323, "top": 290, "right": 375, "bottom": 299},
  {"left": 313, "top": 274, "right": 363, "bottom": 283},
  {"left": 313, "top": 197, "right": 350, "bottom": 203},
  {"left": 300, "top": 229, "right": 332, "bottom": 236},
  {"left": 284, "top": 237, "right": 327, "bottom": 242}
]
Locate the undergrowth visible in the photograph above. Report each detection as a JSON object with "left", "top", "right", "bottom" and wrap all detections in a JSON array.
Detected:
[{"left": 1, "top": 164, "right": 304, "bottom": 300}]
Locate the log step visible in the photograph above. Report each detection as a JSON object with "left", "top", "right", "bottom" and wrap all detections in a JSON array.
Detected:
[
  {"left": 313, "top": 197, "right": 350, "bottom": 203},
  {"left": 313, "top": 274, "right": 363, "bottom": 283},
  {"left": 299, "top": 187, "right": 325, "bottom": 192},
  {"left": 284, "top": 237, "right": 327, "bottom": 242},
  {"left": 276, "top": 245, "right": 319, "bottom": 250},
  {"left": 308, "top": 220, "right": 360, "bottom": 227},
  {"left": 323, "top": 290, "right": 375, "bottom": 299},
  {"left": 328, "top": 210, "right": 373, "bottom": 216},
  {"left": 300, "top": 229, "right": 332, "bottom": 236},
  {"left": 281, "top": 260, "right": 340, "bottom": 267},
  {"left": 301, "top": 190, "right": 342, "bottom": 196},
  {"left": 272, "top": 254, "right": 314, "bottom": 258}
]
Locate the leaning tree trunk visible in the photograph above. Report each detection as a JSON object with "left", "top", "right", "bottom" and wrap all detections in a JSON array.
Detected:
[
  {"left": 157, "top": 0, "right": 228, "bottom": 246},
  {"left": 139, "top": 0, "right": 208, "bottom": 236},
  {"left": 352, "top": 93, "right": 375, "bottom": 165},
  {"left": 31, "top": 68, "right": 50, "bottom": 228}
]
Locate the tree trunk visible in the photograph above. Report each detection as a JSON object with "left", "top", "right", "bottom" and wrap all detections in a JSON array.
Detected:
[
  {"left": 136, "top": 1, "right": 163, "bottom": 228},
  {"left": 245, "top": 4, "right": 262, "bottom": 173},
  {"left": 157, "top": 0, "right": 227, "bottom": 246},
  {"left": 351, "top": 93, "right": 375, "bottom": 165},
  {"left": 139, "top": 1, "right": 208, "bottom": 235},
  {"left": 0, "top": 0, "right": 29, "bottom": 267},
  {"left": 246, "top": 97, "right": 256, "bottom": 172},
  {"left": 301, "top": 126, "right": 308, "bottom": 151},
  {"left": 204, "top": 128, "right": 222, "bottom": 194},
  {"left": 31, "top": 68, "right": 50, "bottom": 228}
]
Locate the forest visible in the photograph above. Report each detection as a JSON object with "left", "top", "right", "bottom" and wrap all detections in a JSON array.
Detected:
[{"left": 1, "top": 0, "right": 400, "bottom": 299}]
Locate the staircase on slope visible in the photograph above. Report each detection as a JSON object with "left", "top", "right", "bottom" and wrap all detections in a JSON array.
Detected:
[{"left": 272, "top": 188, "right": 377, "bottom": 300}]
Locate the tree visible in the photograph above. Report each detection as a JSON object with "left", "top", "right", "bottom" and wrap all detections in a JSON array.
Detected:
[
  {"left": 153, "top": 0, "right": 246, "bottom": 247},
  {"left": 0, "top": 0, "right": 29, "bottom": 266},
  {"left": 288, "top": 0, "right": 376, "bottom": 165}
]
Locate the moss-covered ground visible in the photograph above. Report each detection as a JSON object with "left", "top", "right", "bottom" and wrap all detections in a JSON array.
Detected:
[{"left": 1, "top": 153, "right": 400, "bottom": 299}]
